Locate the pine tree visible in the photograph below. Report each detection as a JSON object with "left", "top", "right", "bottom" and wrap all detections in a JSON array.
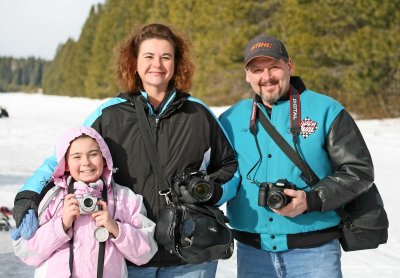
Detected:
[{"left": 36, "top": 0, "right": 400, "bottom": 118}]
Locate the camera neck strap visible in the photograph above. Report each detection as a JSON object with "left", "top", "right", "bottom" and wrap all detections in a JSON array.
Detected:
[
  {"left": 134, "top": 97, "right": 174, "bottom": 202},
  {"left": 249, "top": 86, "right": 319, "bottom": 187},
  {"left": 67, "top": 178, "right": 108, "bottom": 278}
]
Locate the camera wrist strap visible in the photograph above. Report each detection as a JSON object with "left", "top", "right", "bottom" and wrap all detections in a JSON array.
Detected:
[
  {"left": 133, "top": 98, "right": 172, "bottom": 199},
  {"left": 67, "top": 178, "right": 107, "bottom": 278}
]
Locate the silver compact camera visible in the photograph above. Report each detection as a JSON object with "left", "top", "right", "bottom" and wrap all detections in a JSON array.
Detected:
[{"left": 76, "top": 194, "right": 100, "bottom": 214}]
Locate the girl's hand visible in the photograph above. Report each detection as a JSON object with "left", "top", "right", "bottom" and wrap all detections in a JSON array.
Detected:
[
  {"left": 92, "top": 200, "right": 119, "bottom": 237},
  {"left": 62, "top": 194, "right": 80, "bottom": 231}
]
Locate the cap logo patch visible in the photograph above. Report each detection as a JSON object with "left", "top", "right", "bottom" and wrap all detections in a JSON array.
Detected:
[
  {"left": 300, "top": 117, "right": 318, "bottom": 138},
  {"left": 250, "top": 42, "right": 273, "bottom": 51}
]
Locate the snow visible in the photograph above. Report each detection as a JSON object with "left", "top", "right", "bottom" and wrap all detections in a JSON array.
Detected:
[{"left": 0, "top": 92, "right": 399, "bottom": 277}]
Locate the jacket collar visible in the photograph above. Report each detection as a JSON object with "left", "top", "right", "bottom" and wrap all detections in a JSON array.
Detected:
[{"left": 122, "top": 89, "right": 190, "bottom": 119}]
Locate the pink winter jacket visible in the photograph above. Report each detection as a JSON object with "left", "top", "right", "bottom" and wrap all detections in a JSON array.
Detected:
[{"left": 13, "top": 127, "right": 158, "bottom": 277}]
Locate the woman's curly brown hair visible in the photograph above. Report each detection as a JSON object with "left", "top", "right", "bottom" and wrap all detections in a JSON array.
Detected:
[{"left": 114, "top": 23, "right": 194, "bottom": 94}]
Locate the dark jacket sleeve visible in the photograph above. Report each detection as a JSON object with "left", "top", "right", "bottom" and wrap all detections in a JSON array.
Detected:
[
  {"left": 205, "top": 112, "right": 239, "bottom": 205},
  {"left": 311, "top": 109, "right": 374, "bottom": 211}
]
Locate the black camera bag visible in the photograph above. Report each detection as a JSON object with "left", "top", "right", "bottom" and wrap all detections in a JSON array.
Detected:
[
  {"left": 155, "top": 203, "right": 233, "bottom": 264},
  {"left": 134, "top": 97, "right": 234, "bottom": 263},
  {"left": 254, "top": 97, "right": 388, "bottom": 252},
  {"left": 337, "top": 183, "right": 388, "bottom": 251}
]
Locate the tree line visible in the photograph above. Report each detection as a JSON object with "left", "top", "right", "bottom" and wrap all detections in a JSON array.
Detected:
[
  {"left": 2, "top": 0, "right": 400, "bottom": 118},
  {"left": 0, "top": 57, "right": 48, "bottom": 93}
]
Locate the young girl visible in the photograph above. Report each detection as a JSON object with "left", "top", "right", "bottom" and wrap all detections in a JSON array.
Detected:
[{"left": 13, "top": 126, "right": 158, "bottom": 277}]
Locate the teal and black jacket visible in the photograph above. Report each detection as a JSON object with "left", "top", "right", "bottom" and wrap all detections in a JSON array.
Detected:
[{"left": 219, "top": 76, "right": 374, "bottom": 252}]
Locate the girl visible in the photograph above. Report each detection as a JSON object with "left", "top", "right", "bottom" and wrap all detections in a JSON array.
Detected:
[{"left": 13, "top": 126, "right": 157, "bottom": 277}]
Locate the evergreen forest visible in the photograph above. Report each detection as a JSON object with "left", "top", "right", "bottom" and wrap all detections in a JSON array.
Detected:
[
  {"left": 0, "top": 57, "right": 48, "bottom": 93},
  {"left": 1, "top": 0, "right": 399, "bottom": 118}
]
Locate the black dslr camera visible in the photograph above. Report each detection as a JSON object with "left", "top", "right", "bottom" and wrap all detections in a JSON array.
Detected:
[
  {"left": 172, "top": 169, "right": 215, "bottom": 203},
  {"left": 258, "top": 179, "right": 296, "bottom": 209}
]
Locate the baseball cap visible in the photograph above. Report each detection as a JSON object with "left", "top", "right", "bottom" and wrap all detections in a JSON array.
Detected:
[{"left": 244, "top": 35, "right": 289, "bottom": 67}]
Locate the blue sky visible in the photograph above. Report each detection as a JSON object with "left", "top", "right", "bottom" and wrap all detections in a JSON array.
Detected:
[{"left": 0, "top": 0, "right": 105, "bottom": 60}]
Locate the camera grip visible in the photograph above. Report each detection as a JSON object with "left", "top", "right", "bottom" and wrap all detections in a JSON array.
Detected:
[{"left": 258, "top": 186, "right": 268, "bottom": 207}]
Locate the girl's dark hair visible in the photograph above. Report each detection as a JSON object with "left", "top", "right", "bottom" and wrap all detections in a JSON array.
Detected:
[{"left": 115, "top": 23, "right": 194, "bottom": 93}]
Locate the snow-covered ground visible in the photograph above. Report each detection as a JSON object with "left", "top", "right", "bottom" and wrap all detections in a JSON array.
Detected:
[{"left": 0, "top": 92, "right": 399, "bottom": 277}]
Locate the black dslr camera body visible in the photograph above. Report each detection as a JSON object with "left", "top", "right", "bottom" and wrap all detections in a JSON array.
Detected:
[
  {"left": 258, "top": 179, "right": 296, "bottom": 209},
  {"left": 76, "top": 194, "right": 100, "bottom": 214},
  {"left": 172, "top": 169, "right": 215, "bottom": 203}
]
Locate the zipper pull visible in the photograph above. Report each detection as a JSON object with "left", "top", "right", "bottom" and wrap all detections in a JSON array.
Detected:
[{"left": 155, "top": 118, "right": 160, "bottom": 127}]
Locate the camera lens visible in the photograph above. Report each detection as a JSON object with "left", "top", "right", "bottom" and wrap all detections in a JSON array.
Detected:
[
  {"left": 193, "top": 183, "right": 211, "bottom": 200},
  {"left": 189, "top": 178, "right": 213, "bottom": 202},
  {"left": 83, "top": 198, "right": 94, "bottom": 208},
  {"left": 267, "top": 192, "right": 286, "bottom": 209}
]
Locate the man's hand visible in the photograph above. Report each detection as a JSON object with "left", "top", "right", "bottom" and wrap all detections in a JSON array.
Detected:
[{"left": 272, "top": 189, "right": 308, "bottom": 217}]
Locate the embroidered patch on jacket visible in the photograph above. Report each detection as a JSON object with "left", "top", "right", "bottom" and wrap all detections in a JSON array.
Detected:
[{"left": 300, "top": 117, "right": 318, "bottom": 138}]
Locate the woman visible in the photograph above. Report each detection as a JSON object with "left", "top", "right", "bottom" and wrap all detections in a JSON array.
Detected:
[{"left": 13, "top": 23, "right": 239, "bottom": 277}]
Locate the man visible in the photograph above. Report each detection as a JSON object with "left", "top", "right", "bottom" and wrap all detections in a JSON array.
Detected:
[{"left": 219, "top": 34, "right": 374, "bottom": 277}]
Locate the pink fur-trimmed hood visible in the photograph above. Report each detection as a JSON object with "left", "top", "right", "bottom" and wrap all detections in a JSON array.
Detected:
[{"left": 52, "top": 126, "right": 114, "bottom": 185}]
